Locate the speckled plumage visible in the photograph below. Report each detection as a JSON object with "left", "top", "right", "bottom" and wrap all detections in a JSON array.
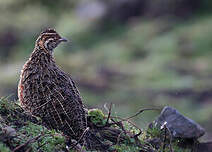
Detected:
[
  {"left": 18, "top": 29, "right": 110, "bottom": 151},
  {"left": 18, "top": 29, "right": 87, "bottom": 140}
]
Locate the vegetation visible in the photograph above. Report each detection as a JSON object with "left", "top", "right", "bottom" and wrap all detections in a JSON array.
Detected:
[
  {"left": 88, "top": 109, "right": 106, "bottom": 126},
  {"left": 0, "top": 97, "right": 198, "bottom": 151}
]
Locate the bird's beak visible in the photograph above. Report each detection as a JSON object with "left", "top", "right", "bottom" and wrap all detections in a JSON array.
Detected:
[{"left": 59, "top": 37, "right": 68, "bottom": 42}]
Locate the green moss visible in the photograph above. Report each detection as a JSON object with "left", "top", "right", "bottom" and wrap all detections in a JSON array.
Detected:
[
  {"left": 0, "top": 97, "right": 15, "bottom": 113},
  {"left": 0, "top": 98, "right": 66, "bottom": 152},
  {"left": 146, "top": 125, "right": 162, "bottom": 139},
  {"left": 88, "top": 108, "right": 106, "bottom": 125},
  {"left": 19, "top": 122, "right": 66, "bottom": 152},
  {"left": 0, "top": 142, "right": 10, "bottom": 152}
]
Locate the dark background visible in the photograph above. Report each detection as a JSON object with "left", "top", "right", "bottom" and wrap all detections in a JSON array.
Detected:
[{"left": 0, "top": 0, "right": 212, "bottom": 141}]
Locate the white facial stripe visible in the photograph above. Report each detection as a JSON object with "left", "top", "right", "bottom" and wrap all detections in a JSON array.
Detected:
[{"left": 44, "top": 38, "right": 54, "bottom": 49}]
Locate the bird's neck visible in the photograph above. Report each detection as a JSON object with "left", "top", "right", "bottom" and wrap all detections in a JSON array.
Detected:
[{"left": 29, "top": 47, "right": 56, "bottom": 67}]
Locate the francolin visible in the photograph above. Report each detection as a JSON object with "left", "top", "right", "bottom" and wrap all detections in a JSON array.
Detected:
[{"left": 18, "top": 29, "right": 109, "bottom": 151}]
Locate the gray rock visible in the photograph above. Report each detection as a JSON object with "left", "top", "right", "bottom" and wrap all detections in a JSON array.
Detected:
[
  {"left": 155, "top": 106, "right": 205, "bottom": 139},
  {"left": 2, "top": 126, "right": 16, "bottom": 137},
  {"left": 197, "top": 141, "right": 212, "bottom": 152}
]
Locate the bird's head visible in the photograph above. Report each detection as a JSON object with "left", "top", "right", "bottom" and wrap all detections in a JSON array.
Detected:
[{"left": 36, "top": 28, "right": 67, "bottom": 54}]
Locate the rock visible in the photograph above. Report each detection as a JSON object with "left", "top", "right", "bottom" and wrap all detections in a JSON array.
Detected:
[
  {"left": 197, "top": 141, "right": 212, "bottom": 152},
  {"left": 2, "top": 126, "right": 16, "bottom": 137},
  {"left": 155, "top": 106, "right": 205, "bottom": 139}
]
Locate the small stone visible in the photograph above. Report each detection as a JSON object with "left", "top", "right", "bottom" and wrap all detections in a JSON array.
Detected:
[
  {"left": 2, "top": 126, "right": 16, "bottom": 137},
  {"left": 155, "top": 106, "right": 205, "bottom": 139}
]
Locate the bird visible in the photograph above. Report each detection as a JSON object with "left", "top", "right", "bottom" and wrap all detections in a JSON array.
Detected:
[{"left": 18, "top": 28, "right": 110, "bottom": 151}]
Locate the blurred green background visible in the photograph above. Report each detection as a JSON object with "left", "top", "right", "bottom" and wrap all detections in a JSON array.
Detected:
[{"left": 0, "top": 0, "right": 212, "bottom": 141}]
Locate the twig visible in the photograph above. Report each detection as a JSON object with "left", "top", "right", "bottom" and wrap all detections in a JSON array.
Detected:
[
  {"left": 105, "top": 103, "right": 112, "bottom": 125},
  {"left": 123, "top": 108, "right": 160, "bottom": 121},
  {"left": 161, "top": 123, "right": 173, "bottom": 152},
  {"left": 116, "top": 130, "right": 125, "bottom": 145},
  {"left": 165, "top": 125, "right": 173, "bottom": 152},
  {"left": 37, "top": 140, "right": 48, "bottom": 151},
  {"left": 110, "top": 117, "right": 127, "bottom": 135},
  {"left": 13, "top": 134, "right": 42, "bottom": 152},
  {"left": 109, "top": 108, "right": 159, "bottom": 139},
  {"left": 109, "top": 108, "right": 158, "bottom": 127},
  {"left": 110, "top": 116, "right": 142, "bottom": 136},
  {"left": 162, "top": 125, "right": 167, "bottom": 152},
  {"left": 69, "top": 127, "right": 89, "bottom": 150}
]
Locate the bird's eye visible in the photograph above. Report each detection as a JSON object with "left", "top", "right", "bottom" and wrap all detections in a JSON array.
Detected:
[{"left": 48, "top": 41, "right": 57, "bottom": 50}]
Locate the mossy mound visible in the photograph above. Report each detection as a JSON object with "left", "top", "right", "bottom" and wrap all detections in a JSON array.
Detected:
[
  {"left": 0, "top": 97, "right": 196, "bottom": 152},
  {"left": 0, "top": 97, "right": 66, "bottom": 152}
]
